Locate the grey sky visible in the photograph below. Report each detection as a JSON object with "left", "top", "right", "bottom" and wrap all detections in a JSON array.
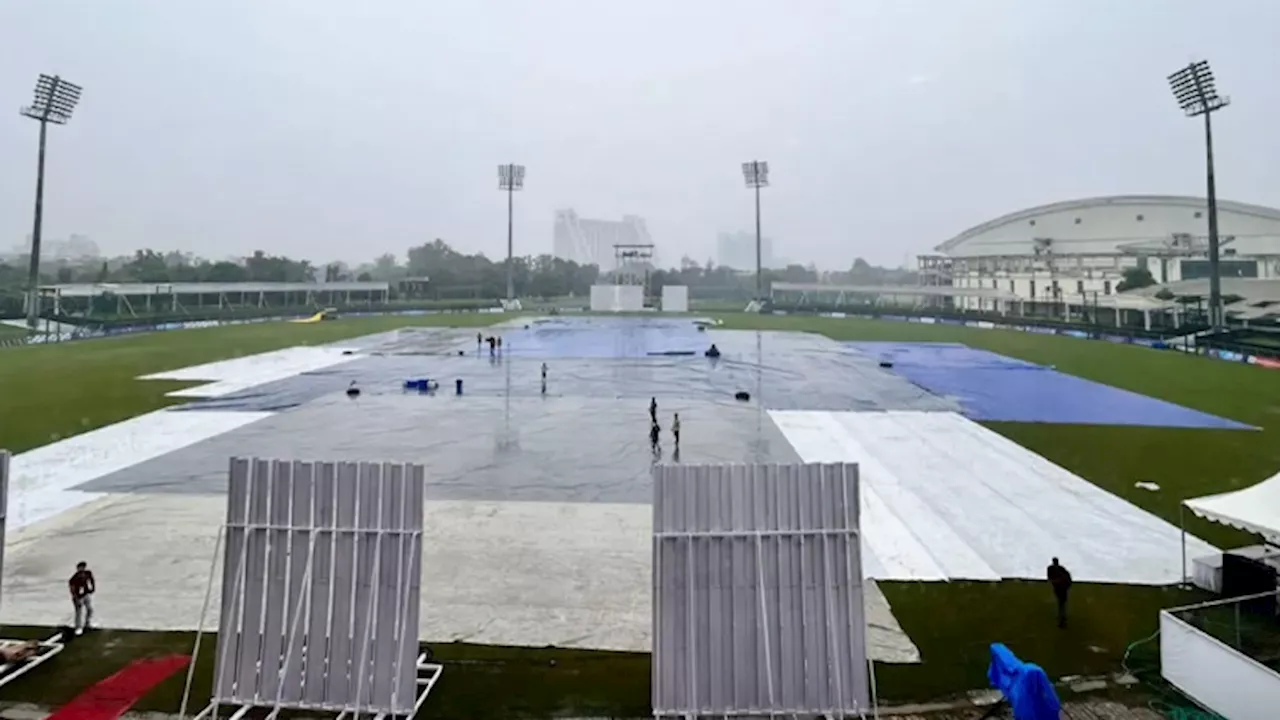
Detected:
[{"left": 2, "top": 0, "right": 1278, "bottom": 268}]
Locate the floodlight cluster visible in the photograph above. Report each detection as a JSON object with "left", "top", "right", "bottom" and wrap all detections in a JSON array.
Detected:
[
  {"left": 498, "top": 163, "right": 526, "bottom": 190},
  {"left": 1167, "top": 60, "right": 1229, "bottom": 117},
  {"left": 19, "top": 74, "right": 82, "bottom": 125},
  {"left": 741, "top": 160, "right": 770, "bottom": 188}
]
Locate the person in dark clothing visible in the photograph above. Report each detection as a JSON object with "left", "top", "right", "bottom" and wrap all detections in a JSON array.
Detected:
[
  {"left": 540, "top": 362, "right": 548, "bottom": 395},
  {"left": 69, "top": 561, "right": 96, "bottom": 635},
  {"left": 477, "top": 332, "right": 483, "bottom": 348},
  {"left": 649, "top": 397, "right": 658, "bottom": 424},
  {"left": 1047, "top": 557, "right": 1073, "bottom": 628},
  {"left": 672, "top": 412, "right": 681, "bottom": 447},
  {"left": 649, "top": 420, "right": 661, "bottom": 451}
]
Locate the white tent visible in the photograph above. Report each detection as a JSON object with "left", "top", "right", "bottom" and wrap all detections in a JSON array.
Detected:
[
  {"left": 1185, "top": 471, "right": 1280, "bottom": 545},
  {"left": 1180, "top": 471, "right": 1280, "bottom": 584}
]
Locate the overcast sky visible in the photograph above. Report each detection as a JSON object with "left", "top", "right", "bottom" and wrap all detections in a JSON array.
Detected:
[{"left": 2, "top": 0, "right": 1278, "bottom": 269}]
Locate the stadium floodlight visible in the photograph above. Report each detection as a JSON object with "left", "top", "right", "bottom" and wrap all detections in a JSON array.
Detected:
[
  {"left": 498, "top": 164, "right": 526, "bottom": 303},
  {"left": 1167, "top": 60, "right": 1229, "bottom": 330},
  {"left": 19, "top": 74, "right": 83, "bottom": 329},
  {"left": 742, "top": 160, "right": 770, "bottom": 300}
]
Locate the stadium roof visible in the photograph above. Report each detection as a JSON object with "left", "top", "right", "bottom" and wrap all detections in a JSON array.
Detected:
[
  {"left": 1126, "top": 278, "right": 1280, "bottom": 320},
  {"left": 771, "top": 282, "right": 1178, "bottom": 311},
  {"left": 771, "top": 281, "right": 1020, "bottom": 300},
  {"left": 38, "top": 281, "right": 390, "bottom": 297},
  {"left": 936, "top": 195, "right": 1280, "bottom": 253}
]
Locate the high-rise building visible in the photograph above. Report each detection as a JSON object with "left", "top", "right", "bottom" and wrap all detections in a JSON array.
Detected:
[
  {"left": 553, "top": 209, "right": 655, "bottom": 268},
  {"left": 717, "top": 231, "right": 773, "bottom": 271}
]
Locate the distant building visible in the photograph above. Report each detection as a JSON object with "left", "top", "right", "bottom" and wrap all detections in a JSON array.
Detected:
[
  {"left": 553, "top": 209, "right": 655, "bottom": 268},
  {"left": 717, "top": 231, "right": 773, "bottom": 271},
  {"left": 925, "top": 194, "right": 1280, "bottom": 310}
]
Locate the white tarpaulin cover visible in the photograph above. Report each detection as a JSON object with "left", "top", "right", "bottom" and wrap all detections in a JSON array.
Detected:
[
  {"left": 1184, "top": 471, "right": 1280, "bottom": 545},
  {"left": 770, "top": 410, "right": 1217, "bottom": 585}
]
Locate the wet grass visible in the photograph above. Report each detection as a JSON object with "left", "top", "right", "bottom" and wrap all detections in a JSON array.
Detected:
[
  {"left": 873, "top": 582, "right": 1208, "bottom": 702},
  {"left": 2, "top": 311, "right": 1277, "bottom": 713},
  {"left": 0, "top": 627, "right": 650, "bottom": 719},
  {"left": 0, "top": 314, "right": 510, "bottom": 454}
]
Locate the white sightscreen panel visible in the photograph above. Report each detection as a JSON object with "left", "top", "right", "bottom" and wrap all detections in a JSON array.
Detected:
[
  {"left": 652, "top": 462, "right": 871, "bottom": 718},
  {"left": 589, "top": 285, "right": 617, "bottom": 312},
  {"left": 617, "top": 285, "right": 644, "bottom": 312},
  {"left": 213, "top": 458, "right": 425, "bottom": 715},
  {"left": 661, "top": 285, "right": 688, "bottom": 313},
  {"left": 1160, "top": 611, "right": 1280, "bottom": 720}
]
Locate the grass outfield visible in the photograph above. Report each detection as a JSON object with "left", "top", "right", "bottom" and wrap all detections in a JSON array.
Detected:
[
  {"left": 2, "top": 312, "right": 1279, "bottom": 714},
  {"left": 0, "top": 314, "right": 509, "bottom": 454}
]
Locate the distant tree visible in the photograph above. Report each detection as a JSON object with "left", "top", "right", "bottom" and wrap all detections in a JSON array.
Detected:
[
  {"left": 204, "top": 261, "right": 248, "bottom": 283},
  {"left": 370, "top": 253, "right": 404, "bottom": 281},
  {"left": 122, "top": 249, "right": 171, "bottom": 283},
  {"left": 1116, "top": 267, "right": 1156, "bottom": 292}
]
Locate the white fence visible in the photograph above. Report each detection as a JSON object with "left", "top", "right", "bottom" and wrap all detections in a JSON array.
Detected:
[{"left": 1160, "top": 591, "right": 1280, "bottom": 720}]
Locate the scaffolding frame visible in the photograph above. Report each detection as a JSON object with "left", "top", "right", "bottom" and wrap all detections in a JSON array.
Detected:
[
  {"left": 652, "top": 461, "right": 876, "bottom": 719},
  {"left": 0, "top": 451, "right": 66, "bottom": 688},
  {"left": 182, "top": 458, "right": 440, "bottom": 720}
]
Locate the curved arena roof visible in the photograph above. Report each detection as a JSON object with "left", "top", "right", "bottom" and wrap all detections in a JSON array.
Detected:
[{"left": 936, "top": 194, "right": 1280, "bottom": 256}]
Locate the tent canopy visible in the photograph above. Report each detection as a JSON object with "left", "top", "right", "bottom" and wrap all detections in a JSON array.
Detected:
[{"left": 1185, "top": 471, "right": 1280, "bottom": 545}]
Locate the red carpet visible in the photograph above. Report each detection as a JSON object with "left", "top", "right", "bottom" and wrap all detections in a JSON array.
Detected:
[{"left": 47, "top": 655, "right": 191, "bottom": 720}]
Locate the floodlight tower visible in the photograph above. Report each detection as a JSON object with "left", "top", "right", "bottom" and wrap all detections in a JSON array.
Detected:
[
  {"left": 1168, "top": 60, "right": 1229, "bottom": 329},
  {"left": 19, "top": 74, "right": 83, "bottom": 329},
  {"left": 741, "top": 160, "right": 770, "bottom": 300},
  {"left": 498, "top": 164, "right": 526, "bottom": 303}
]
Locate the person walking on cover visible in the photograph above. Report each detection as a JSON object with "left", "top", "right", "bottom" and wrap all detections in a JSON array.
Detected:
[
  {"left": 1047, "top": 557, "right": 1072, "bottom": 628},
  {"left": 541, "top": 362, "right": 548, "bottom": 395},
  {"left": 649, "top": 397, "right": 658, "bottom": 425},
  {"left": 672, "top": 412, "right": 681, "bottom": 447},
  {"left": 69, "top": 561, "right": 96, "bottom": 635}
]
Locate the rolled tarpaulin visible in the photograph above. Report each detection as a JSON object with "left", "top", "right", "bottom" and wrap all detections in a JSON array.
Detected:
[{"left": 986, "top": 643, "right": 1061, "bottom": 720}]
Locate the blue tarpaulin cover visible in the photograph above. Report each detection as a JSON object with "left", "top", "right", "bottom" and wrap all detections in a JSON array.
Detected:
[
  {"left": 846, "top": 341, "right": 1252, "bottom": 429},
  {"left": 987, "top": 643, "right": 1061, "bottom": 720}
]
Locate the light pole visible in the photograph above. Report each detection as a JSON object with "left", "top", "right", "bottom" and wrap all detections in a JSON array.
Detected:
[
  {"left": 741, "top": 160, "right": 769, "bottom": 301},
  {"left": 498, "top": 164, "right": 526, "bottom": 303},
  {"left": 19, "top": 74, "right": 83, "bottom": 329},
  {"left": 1168, "top": 60, "right": 1229, "bottom": 330}
]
